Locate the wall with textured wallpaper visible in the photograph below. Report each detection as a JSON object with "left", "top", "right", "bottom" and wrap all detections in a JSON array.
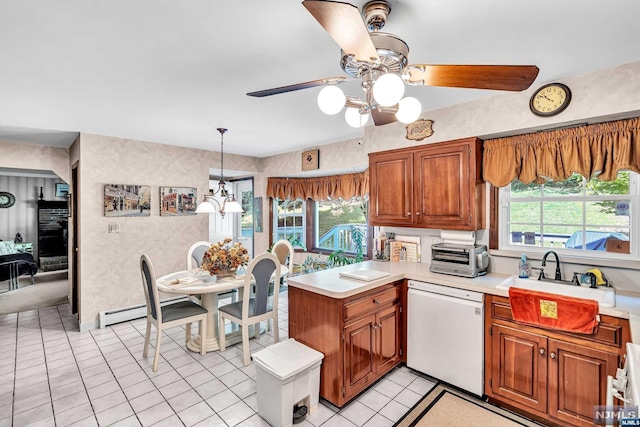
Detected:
[
  {"left": 0, "top": 140, "right": 70, "bottom": 182},
  {"left": 254, "top": 61, "right": 640, "bottom": 292},
  {"left": 76, "top": 133, "right": 261, "bottom": 330}
]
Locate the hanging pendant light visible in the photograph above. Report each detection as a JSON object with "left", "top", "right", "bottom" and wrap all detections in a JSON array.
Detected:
[{"left": 195, "top": 128, "right": 244, "bottom": 217}]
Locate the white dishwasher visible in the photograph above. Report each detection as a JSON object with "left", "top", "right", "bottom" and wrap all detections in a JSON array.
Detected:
[{"left": 407, "top": 280, "right": 484, "bottom": 396}]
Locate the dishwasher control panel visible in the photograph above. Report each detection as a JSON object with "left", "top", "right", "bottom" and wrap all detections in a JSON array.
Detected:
[{"left": 408, "top": 280, "right": 484, "bottom": 303}]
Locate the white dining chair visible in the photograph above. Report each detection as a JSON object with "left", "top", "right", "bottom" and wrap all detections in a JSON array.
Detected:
[
  {"left": 218, "top": 252, "right": 281, "bottom": 366},
  {"left": 271, "top": 239, "right": 295, "bottom": 283},
  {"left": 140, "top": 254, "right": 208, "bottom": 371}
]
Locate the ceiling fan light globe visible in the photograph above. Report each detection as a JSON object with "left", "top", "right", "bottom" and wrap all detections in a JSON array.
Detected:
[
  {"left": 317, "top": 86, "right": 346, "bottom": 115},
  {"left": 345, "top": 107, "right": 370, "bottom": 128},
  {"left": 373, "top": 73, "right": 405, "bottom": 107},
  {"left": 396, "top": 97, "right": 422, "bottom": 124}
]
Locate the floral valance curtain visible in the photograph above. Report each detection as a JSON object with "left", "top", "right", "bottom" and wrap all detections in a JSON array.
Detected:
[
  {"left": 266, "top": 170, "right": 369, "bottom": 200},
  {"left": 483, "top": 117, "right": 640, "bottom": 187}
]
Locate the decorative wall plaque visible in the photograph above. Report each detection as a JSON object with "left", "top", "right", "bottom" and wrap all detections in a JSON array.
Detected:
[
  {"left": 301, "top": 149, "right": 320, "bottom": 171},
  {"left": 405, "top": 119, "right": 435, "bottom": 141}
]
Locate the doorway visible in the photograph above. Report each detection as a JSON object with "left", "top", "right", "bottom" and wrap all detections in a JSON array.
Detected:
[
  {"left": 71, "top": 162, "right": 79, "bottom": 316},
  {"left": 232, "top": 178, "right": 254, "bottom": 258}
]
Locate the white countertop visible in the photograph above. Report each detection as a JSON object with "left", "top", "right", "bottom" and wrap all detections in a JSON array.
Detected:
[{"left": 287, "top": 260, "right": 640, "bottom": 342}]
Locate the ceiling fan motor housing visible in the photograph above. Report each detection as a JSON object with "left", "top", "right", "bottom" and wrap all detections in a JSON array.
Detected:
[{"left": 340, "top": 32, "right": 409, "bottom": 78}]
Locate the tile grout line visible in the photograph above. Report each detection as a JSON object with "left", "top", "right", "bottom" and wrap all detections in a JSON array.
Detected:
[
  {"left": 10, "top": 313, "right": 18, "bottom": 427},
  {"left": 56, "top": 303, "right": 99, "bottom": 426}
]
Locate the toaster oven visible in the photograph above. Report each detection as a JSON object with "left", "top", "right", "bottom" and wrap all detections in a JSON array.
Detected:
[{"left": 430, "top": 243, "right": 489, "bottom": 278}]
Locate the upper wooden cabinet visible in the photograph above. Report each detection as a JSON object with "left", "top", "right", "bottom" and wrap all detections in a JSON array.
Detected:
[{"left": 369, "top": 137, "right": 484, "bottom": 230}]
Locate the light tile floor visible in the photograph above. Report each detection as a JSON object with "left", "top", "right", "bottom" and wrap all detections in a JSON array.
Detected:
[{"left": 1, "top": 290, "right": 437, "bottom": 427}]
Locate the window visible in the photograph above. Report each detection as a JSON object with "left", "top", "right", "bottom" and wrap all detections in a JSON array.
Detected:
[
  {"left": 272, "top": 197, "right": 369, "bottom": 256},
  {"left": 315, "top": 197, "right": 367, "bottom": 254},
  {"left": 273, "top": 199, "right": 306, "bottom": 247},
  {"left": 500, "top": 171, "right": 638, "bottom": 259}
]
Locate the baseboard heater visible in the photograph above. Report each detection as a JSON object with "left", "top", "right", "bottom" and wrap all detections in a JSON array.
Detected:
[{"left": 98, "top": 296, "right": 189, "bottom": 329}]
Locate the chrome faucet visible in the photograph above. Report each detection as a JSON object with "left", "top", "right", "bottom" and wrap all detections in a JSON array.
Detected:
[{"left": 541, "top": 251, "right": 562, "bottom": 281}]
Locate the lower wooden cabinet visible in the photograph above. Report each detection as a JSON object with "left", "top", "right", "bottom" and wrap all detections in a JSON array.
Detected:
[
  {"left": 485, "top": 295, "right": 630, "bottom": 427},
  {"left": 289, "top": 282, "right": 402, "bottom": 407},
  {"left": 344, "top": 304, "right": 401, "bottom": 399}
]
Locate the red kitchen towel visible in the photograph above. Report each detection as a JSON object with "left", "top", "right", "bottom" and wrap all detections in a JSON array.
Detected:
[{"left": 508, "top": 287, "right": 600, "bottom": 334}]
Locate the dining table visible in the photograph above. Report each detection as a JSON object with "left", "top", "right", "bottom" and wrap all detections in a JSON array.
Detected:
[{"left": 156, "top": 266, "right": 288, "bottom": 353}]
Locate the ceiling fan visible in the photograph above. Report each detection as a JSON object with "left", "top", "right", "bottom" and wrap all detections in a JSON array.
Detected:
[{"left": 247, "top": 0, "right": 539, "bottom": 127}]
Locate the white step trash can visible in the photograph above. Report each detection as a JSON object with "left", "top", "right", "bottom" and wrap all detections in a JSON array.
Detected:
[{"left": 252, "top": 338, "right": 324, "bottom": 427}]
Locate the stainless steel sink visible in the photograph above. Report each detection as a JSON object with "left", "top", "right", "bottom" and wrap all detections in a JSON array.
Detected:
[{"left": 496, "top": 276, "right": 616, "bottom": 308}]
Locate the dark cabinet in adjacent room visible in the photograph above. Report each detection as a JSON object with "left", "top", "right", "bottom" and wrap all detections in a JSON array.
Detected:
[{"left": 37, "top": 200, "right": 69, "bottom": 271}]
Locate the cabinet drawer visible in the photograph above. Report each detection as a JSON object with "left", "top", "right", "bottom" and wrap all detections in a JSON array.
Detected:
[
  {"left": 489, "top": 297, "right": 625, "bottom": 348},
  {"left": 344, "top": 287, "right": 400, "bottom": 321}
]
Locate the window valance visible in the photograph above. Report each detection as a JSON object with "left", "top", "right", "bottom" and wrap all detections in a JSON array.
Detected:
[
  {"left": 266, "top": 170, "right": 369, "bottom": 201},
  {"left": 483, "top": 117, "right": 640, "bottom": 187}
]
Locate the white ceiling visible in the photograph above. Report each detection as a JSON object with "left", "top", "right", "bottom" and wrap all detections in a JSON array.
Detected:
[{"left": 1, "top": 0, "right": 639, "bottom": 158}]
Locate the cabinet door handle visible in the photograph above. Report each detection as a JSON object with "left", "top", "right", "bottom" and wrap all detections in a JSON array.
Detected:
[
  {"left": 373, "top": 299, "right": 380, "bottom": 304},
  {"left": 372, "top": 324, "right": 378, "bottom": 330},
  {"left": 407, "top": 212, "right": 412, "bottom": 216},
  {"left": 550, "top": 352, "right": 556, "bottom": 359},
  {"left": 539, "top": 348, "right": 546, "bottom": 356},
  {"left": 415, "top": 212, "right": 421, "bottom": 215}
]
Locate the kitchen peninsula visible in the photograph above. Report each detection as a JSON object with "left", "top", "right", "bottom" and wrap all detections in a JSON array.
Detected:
[{"left": 287, "top": 260, "right": 640, "bottom": 425}]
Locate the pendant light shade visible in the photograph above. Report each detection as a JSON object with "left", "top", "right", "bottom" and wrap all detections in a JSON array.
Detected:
[{"left": 195, "top": 128, "right": 244, "bottom": 218}]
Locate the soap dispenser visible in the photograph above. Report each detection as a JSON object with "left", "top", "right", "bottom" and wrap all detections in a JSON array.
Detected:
[{"left": 518, "top": 254, "right": 530, "bottom": 278}]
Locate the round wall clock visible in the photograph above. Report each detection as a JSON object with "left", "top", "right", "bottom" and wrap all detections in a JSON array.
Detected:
[
  {"left": 0, "top": 192, "right": 16, "bottom": 208},
  {"left": 529, "top": 83, "right": 572, "bottom": 117}
]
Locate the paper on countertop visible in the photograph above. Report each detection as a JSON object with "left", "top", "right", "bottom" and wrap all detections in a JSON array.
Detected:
[
  {"left": 403, "top": 242, "right": 419, "bottom": 262},
  {"left": 394, "top": 235, "right": 421, "bottom": 262},
  {"left": 390, "top": 241, "right": 403, "bottom": 262}
]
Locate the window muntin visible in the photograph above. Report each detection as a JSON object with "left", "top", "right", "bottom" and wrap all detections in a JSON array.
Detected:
[
  {"left": 273, "top": 199, "right": 306, "bottom": 246},
  {"left": 500, "top": 171, "right": 637, "bottom": 258},
  {"left": 314, "top": 197, "right": 368, "bottom": 254}
]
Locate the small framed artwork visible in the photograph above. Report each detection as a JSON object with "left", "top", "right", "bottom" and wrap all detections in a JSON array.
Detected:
[
  {"left": 104, "top": 184, "right": 151, "bottom": 217},
  {"left": 253, "top": 197, "right": 263, "bottom": 233},
  {"left": 55, "top": 183, "right": 69, "bottom": 198},
  {"left": 302, "top": 149, "right": 320, "bottom": 171},
  {"left": 160, "top": 187, "right": 197, "bottom": 216}
]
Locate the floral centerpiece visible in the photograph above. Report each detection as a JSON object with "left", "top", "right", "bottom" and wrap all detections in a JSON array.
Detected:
[{"left": 201, "top": 238, "right": 249, "bottom": 277}]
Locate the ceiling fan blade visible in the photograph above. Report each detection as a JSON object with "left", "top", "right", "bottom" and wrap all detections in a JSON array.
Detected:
[
  {"left": 247, "top": 77, "right": 348, "bottom": 97},
  {"left": 303, "top": 0, "right": 379, "bottom": 63},
  {"left": 371, "top": 109, "right": 398, "bottom": 126},
  {"left": 404, "top": 65, "right": 539, "bottom": 91}
]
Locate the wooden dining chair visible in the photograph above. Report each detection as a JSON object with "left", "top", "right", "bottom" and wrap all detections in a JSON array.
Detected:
[
  {"left": 186, "top": 241, "right": 237, "bottom": 303},
  {"left": 140, "top": 254, "right": 208, "bottom": 371},
  {"left": 218, "top": 252, "right": 281, "bottom": 366}
]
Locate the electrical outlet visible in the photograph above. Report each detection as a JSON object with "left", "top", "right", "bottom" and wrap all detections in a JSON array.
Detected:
[
  {"left": 430, "top": 236, "right": 444, "bottom": 245},
  {"left": 108, "top": 224, "right": 120, "bottom": 234}
]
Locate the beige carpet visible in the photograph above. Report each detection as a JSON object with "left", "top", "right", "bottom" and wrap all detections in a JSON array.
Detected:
[
  {"left": 0, "top": 271, "right": 69, "bottom": 314},
  {"left": 395, "top": 384, "right": 541, "bottom": 427}
]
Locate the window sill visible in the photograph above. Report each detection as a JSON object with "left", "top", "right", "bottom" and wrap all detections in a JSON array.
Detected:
[{"left": 490, "top": 249, "right": 640, "bottom": 271}]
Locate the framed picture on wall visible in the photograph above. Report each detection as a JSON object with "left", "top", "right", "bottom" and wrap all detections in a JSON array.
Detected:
[
  {"left": 159, "top": 187, "right": 197, "bottom": 216},
  {"left": 104, "top": 184, "right": 151, "bottom": 217},
  {"left": 254, "top": 197, "right": 263, "bottom": 232},
  {"left": 55, "top": 183, "right": 69, "bottom": 198}
]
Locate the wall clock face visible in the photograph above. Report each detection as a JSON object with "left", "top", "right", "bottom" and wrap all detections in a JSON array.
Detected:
[
  {"left": 529, "top": 83, "right": 572, "bottom": 117},
  {"left": 0, "top": 192, "right": 16, "bottom": 208}
]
